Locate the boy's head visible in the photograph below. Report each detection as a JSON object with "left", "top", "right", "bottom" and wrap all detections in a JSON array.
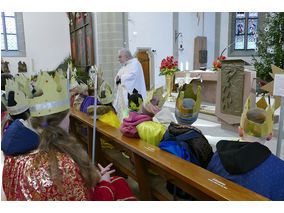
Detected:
[{"left": 239, "top": 108, "right": 273, "bottom": 144}]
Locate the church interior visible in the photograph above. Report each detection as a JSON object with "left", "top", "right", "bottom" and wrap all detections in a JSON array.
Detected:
[{"left": 1, "top": 8, "right": 284, "bottom": 203}]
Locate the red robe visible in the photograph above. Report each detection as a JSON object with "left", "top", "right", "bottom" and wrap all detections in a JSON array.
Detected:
[{"left": 2, "top": 150, "right": 136, "bottom": 201}]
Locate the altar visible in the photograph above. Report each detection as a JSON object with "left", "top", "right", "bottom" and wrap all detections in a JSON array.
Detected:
[
  {"left": 174, "top": 68, "right": 256, "bottom": 125},
  {"left": 175, "top": 70, "right": 218, "bottom": 104}
]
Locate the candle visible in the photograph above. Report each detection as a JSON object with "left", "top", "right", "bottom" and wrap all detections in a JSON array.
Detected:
[
  {"left": 186, "top": 61, "right": 189, "bottom": 70},
  {"left": 180, "top": 62, "right": 184, "bottom": 71}
]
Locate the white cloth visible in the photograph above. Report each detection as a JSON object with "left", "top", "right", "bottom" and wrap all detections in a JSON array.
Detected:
[
  {"left": 153, "top": 108, "right": 177, "bottom": 128},
  {"left": 113, "top": 58, "right": 147, "bottom": 121}
]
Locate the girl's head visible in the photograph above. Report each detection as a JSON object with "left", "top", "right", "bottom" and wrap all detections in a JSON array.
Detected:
[
  {"left": 28, "top": 71, "right": 100, "bottom": 189},
  {"left": 30, "top": 109, "right": 70, "bottom": 133}
]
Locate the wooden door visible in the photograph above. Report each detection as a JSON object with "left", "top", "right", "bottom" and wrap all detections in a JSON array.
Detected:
[{"left": 136, "top": 51, "right": 150, "bottom": 90}]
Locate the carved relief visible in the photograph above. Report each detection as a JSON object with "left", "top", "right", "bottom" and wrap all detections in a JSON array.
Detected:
[{"left": 221, "top": 60, "right": 245, "bottom": 116}]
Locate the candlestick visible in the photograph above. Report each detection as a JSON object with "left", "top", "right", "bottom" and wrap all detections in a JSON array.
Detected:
[{"left": 180, "top": 62, "right": 184, "bottom": 71}]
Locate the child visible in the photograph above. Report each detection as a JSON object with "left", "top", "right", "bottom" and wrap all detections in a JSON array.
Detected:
[{"left": 207, "top": 96, "right": 284, "bottom": 200}]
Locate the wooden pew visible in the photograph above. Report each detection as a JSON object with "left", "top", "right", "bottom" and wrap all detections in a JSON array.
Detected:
[{"left": 69, "top": 108, "right": 270, "bottom": 201}]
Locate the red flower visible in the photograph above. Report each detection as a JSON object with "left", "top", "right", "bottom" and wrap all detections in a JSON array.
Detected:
[
  {"left": 217, "top": 56, "right": 220, "bottom": 60},
  {"left": 221, "top": 56, "right": 226, "bottom": 60},
  {"left": 213, "top": 60, "right": 217, "bottom": 66},
  {"left": 160, "top": 56, "right": 179, "bottom": 75}
]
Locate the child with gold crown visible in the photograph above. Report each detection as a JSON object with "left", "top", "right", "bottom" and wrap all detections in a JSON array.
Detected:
[
  {"left": 2, "top": 71, "right": 136, "bottom": 201},
  {"left": 206, "top": 96, "right": 284, "bottom": 200}
]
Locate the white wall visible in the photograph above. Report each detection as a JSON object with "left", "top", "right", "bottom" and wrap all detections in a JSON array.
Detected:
[
  {"left": 178, "top": 12, "right": 215, "bottom": 70},
  {"left": 128, "top": 12, "right": 216, "bottom": 90},
  {"left": 2, "top": 12, "right": 71, "bottom": 76},
  {"left": 128, "top": 12, "right": 173, "bottom": 89},
  {"left": 204, "top": 12, "right": 216, "bottom": 70}
]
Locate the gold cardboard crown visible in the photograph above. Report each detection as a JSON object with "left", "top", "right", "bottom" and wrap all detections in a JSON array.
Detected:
[
  {"left": 68, "top": 62, "right": 79, "bottom": 90},
  {"left": 27, "top": 71, "right": 70, "bottom": 117},
  {"left": 240, "top": 95, "right": 274, "bottom": 138},
  {"left": 98, "top": 81, "right": 114, "bottom": 104},
  {"left": 142, "top": 86, "right": 167, "bottom": 113},
  {"left": 77, "top": 82, "right": 88, "bottom": 94},
  {"left": 15, "top": 73, "right": 33, "bottom": 98},
  {"left": 176, "top": 83, "right": 201, "bottom": 116},
  {"left": 3, "top": 78, "right": 29, "bottom": 115}
]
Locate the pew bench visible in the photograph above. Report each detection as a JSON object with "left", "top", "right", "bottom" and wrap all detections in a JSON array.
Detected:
[{"left": 69, "top": 108, "right": 270, "bottom": 201}]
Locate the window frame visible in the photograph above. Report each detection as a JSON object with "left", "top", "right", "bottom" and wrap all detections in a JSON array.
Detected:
[
  {"left": 228, "top": 12, "right": 265, "bottom": 57},
  {"left": 1, "top": 12, "right": 26, "bottom": 57}
]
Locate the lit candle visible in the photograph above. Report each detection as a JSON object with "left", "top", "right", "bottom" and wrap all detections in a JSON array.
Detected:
[
  {"left": 180, "top": 62, "right": 184, "bottom": 71},
  {"left": 186, "top": 61, "right": 189, "bottom": 71}
]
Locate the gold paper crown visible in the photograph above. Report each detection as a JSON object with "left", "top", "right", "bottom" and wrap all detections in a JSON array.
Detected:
[
  {"left": 240, "top": 95, "right": 274, "bottom": 138},
  {"left": 3, "top": 78, "right": 29, "bottom": 115},
  {"left": 15, "top": 73, "right": 33, "bottom": 98},
  {"left": 142, "top": 86, "right": 167, "bottom": 112},
  {"left": 68, "top": 62, "right": 79, "bottom": 90},
  {"left": 77, "top": 82, "right": 88, "bottom": 94},
  {"left": 98, "top": 81, "right": 114, "bottom": 104},
  {"left": 27, "top": 71, "right": 70, "bottom": 117},
  {"left": 176, "top": 83, "right": 201, "bottom": 116}
]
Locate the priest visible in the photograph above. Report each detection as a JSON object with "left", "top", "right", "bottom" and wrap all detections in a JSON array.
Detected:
[{"left": 113, "top": 49, "right": 147, "bottom": 122}]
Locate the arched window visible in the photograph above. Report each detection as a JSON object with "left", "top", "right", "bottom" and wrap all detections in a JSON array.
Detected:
[
  {"left": 228, "top": 12, "right": 264, "bottom": 57},
  {"left": 1, "top": 12, "right": 26, "bottom": 56}
]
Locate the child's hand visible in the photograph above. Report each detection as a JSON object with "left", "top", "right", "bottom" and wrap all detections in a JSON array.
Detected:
[{"left": 98, "top": 163, "right": 115, "bottom": 183}]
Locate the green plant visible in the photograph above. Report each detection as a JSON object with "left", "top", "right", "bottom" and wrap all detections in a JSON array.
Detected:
[{"left": 252, "top": 12, "right": 284, "bottom": 82}]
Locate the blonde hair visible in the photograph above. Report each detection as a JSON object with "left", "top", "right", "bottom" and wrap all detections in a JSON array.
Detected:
[{"left": 30, "top": 109, "right": 100, "bottom": 190}]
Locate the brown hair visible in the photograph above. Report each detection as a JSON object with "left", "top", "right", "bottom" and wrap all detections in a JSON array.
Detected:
[
  {"left": 246, "top": 108, "right": 266, "bottom": 124},
  {"left": 30, "top": 109, "right": 100, "bottom": 190}
]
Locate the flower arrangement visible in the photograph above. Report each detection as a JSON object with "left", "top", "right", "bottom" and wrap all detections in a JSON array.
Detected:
[
  {"left": 159, "top": 56, "right": 180, "bottom": 76},
  {"left": 212, "top": 55, "right": 226, "bottom": 71}
]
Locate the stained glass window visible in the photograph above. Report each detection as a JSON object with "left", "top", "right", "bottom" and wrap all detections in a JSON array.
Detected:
[
  {"left": 235, "top": 35, "right": 245, "bottom": 49},
  {"left": 233, "top": 12, "right": 259, "bottom": 51},
  {"left": 248, "top": 19, "right": 258, "bottom": 35},
  {"left": 236, "top": 19, "right": 245, "bottom": 35},
  {"left": 236, "top": 12, "right": 245, "bottom": 18},
  {"left": 1, "top": 12, "right": 18, "bottom": 51},
  {"left": 249, "top": 12, "right": 258, "bottom": 18},
  {"left": 247, "top": 35, "right": 256, "bottom": 49}
]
